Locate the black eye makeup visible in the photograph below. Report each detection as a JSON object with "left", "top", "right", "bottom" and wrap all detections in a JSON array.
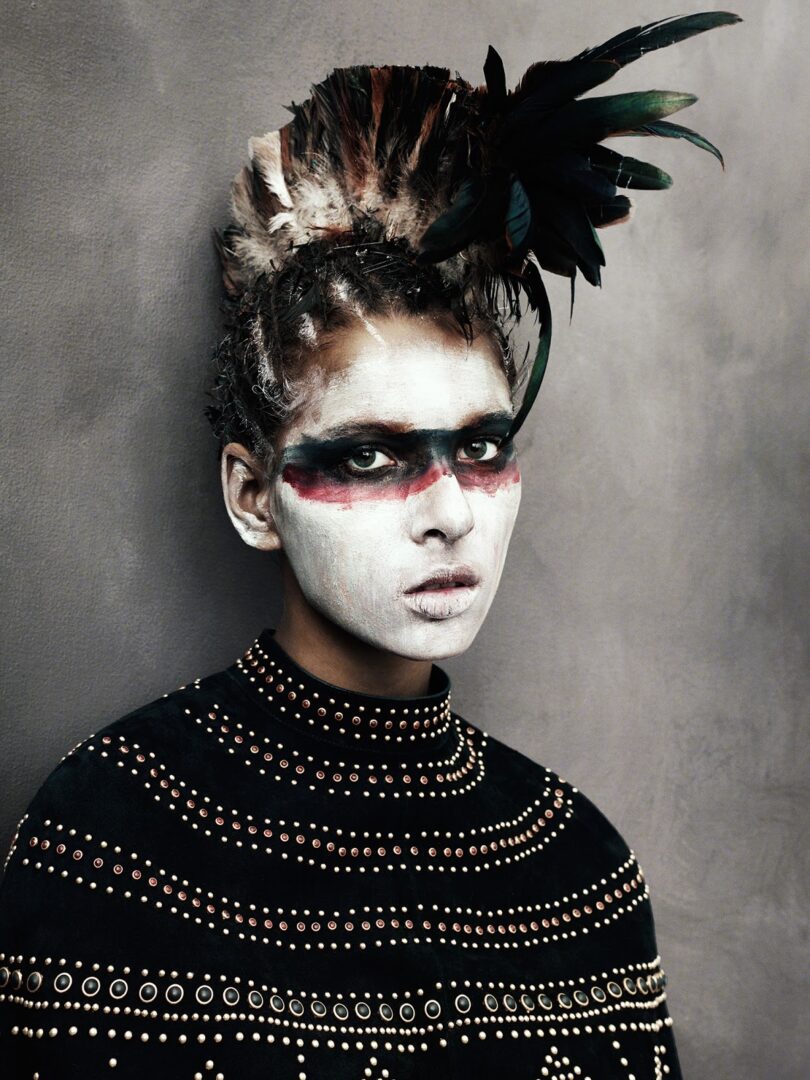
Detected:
[
  {"left": 290, "top": 430, "right": 512, "bottom": 482},
  {"left": 278, "top": 412, "right": 517, "bottom": 488},
  {"left": 339, "top": 436, "right": 505, "bottom": 476}
]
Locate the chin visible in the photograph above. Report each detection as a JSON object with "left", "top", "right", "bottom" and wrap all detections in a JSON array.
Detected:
[{"left": 364, "top": 613, "right": 487, "bottom": 663}]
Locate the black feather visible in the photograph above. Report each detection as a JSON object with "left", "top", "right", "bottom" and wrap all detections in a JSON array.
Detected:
[
  {"left": 589, "top": 196, "right": 633, "bottom": 228},
  {"left": 507, "top": 59, "right": 618, "bottom": 115},
  {"left": 525, "top": 220, "right": 578, "bottom": 279},
  {"left": 532, "top": 189, "right": 605, "bottom": 286},
  {"left": 588, "top": 146, "right": 673, "bottom": 190},
  {"left": 484, "top": 46, "right": 508, "bottom": 111},
  {"left": 523, "top": 151, "right": 619, "bottom": 201},
  {"left": 574, "top": 12, "right": 742, "bottom": 67}
]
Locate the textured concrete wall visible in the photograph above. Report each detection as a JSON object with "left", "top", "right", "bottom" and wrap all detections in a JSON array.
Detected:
[{"left": 2, "top": 1, "right": 807, "bottom": 1075}]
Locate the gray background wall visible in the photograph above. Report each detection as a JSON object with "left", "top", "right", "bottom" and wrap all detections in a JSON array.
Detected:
[{"left": 1, "top": 1, "right": 807, "bottom": 1075}]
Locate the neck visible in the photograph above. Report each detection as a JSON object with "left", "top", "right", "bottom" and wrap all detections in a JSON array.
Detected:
[{"left": 274, "top": 558, "right": 433, "bottom": 698}]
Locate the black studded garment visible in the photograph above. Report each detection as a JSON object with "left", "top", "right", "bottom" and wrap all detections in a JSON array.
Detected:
[{"left": 0, "top": 629, "right": 682, "bottom": 1078}]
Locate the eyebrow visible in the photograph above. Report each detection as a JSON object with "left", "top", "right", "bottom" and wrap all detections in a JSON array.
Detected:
[{"left": 306, "top": 410, "right": 515, "bottom": 442}]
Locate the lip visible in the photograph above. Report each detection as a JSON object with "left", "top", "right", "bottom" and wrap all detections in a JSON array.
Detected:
[
  {"left": 404, "top": 566, "right": 481, "bottom": 593},
  {"left": 402, "top": 566, "right": 481, "bottom": 621}
]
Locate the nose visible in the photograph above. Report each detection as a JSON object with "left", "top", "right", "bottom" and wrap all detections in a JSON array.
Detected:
[{"left": 407, "top": 467, "right": 475, "bottom": 544}]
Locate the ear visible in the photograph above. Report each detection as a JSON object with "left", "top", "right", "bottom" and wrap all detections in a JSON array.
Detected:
[{"left": 220, "top": 442, "right": 283, "bottom": 551}]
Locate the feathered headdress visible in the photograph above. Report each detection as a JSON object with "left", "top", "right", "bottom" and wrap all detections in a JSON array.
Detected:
[{"left": 218, "top": 11, "right": 740, "bottom": 438}]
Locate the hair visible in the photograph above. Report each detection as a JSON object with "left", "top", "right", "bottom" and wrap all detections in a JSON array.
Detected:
[{"left": 205, "top": 227, "right": 525, "bottom": 474}]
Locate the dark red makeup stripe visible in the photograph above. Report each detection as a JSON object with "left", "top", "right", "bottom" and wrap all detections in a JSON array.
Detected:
[{"left": 281, "top": 459, "right": 520, "bottom": 503}]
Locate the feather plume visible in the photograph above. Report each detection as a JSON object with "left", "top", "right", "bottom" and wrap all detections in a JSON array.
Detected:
[{"left": 219, "top": 12, "right": 740, "bottom": 436}]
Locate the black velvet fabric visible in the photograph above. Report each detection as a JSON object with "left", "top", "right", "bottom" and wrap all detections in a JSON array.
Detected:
[{"left": 0, "top": 629, "right": 683, "bottom": 1078}]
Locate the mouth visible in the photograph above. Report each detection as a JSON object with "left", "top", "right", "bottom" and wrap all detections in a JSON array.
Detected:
[
  {"left": 404, "top": 567, "right": 481, "bottom": 593},
  {"left": 402, "top": 567, "right": 481, "bottom": 621}
]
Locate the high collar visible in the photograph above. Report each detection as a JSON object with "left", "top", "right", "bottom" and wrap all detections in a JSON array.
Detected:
[{"left": 230, "top": 628, "right": 456, "bottom": 754}]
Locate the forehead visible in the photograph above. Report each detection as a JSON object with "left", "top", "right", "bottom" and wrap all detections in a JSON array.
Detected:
[{"left": 284, "top": 314, "right": 513, "bottom": 442}]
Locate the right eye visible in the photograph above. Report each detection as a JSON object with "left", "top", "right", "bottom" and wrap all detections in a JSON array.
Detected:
[{"left": 342, "top": 447, "right": 397, "bottom": 474}]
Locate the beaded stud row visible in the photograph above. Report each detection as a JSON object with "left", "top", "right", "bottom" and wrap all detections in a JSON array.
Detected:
[
  {"left": 21, "top": 824, "right": 647, "bottom": 951},
  {"left": 237, "top": 642, "right": 454, "bottom": 746},
  {"left": 192, "top": 706, "right": 485, "bottom": 799},
  {"left": 0, "top": 951, "right": 669, "bottom": 1035},
  {"left": 88, "top": 733, "right": 569, "bottom": 869}
]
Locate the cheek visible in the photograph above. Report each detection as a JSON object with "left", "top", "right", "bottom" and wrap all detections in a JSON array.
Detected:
[
  {"left": 273, "top": 487, "right": 401, "bottom": 585},
  {"left": 466, "top": 477, "right": 522, "bottom": 554}
]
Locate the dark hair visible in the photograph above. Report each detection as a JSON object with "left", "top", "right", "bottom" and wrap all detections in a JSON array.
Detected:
[{"left": 205, "top": 230, "right": 524, "bottom": 471}]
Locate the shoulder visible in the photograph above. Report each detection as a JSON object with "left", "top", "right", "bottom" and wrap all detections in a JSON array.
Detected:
[
  {"left": 0, "top": 662, "right": 250, "bottom": 966},
  {"left": 1, "top": 665, "right": 237, "bottom": 879},
  {"left": 446, "top": 719, "right": 665, "bottom": 967},
  {"left": 476, "top": 723, "right": 639, "bottom": 870}
]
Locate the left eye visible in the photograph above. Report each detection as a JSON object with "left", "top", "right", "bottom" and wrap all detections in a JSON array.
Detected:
[
  {"left": 457, "top": 438, "right": 500, "bottom": 462},
  {"left": 343, "top": 447, "right": 396, "bottom": 473}
]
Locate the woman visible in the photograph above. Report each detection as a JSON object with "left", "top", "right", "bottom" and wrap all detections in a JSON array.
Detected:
[{"left": 0, "top": 12, "right": 739, "bottom": 1077}]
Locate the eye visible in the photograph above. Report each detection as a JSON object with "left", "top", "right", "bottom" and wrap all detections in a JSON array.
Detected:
[
  {"left": 342, "top": 446, "right": 397, "bottom": 474},
  {"left": 457, "top": 438, "right": 501, "bottom": 463}
]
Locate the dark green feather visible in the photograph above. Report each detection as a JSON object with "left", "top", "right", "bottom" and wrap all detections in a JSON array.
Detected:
[
  {"left": 505, "top": 264, "right": 552, "bottom": 440},
  {"left": 533, "top": 90, "right": 697, "bottom": 146},
  {"left": 416, "top": 176, "right": 493, "bottom": 262},
  {"left": 505, "top": 178, "right": 532, "bottom": 251},
  {"left": 625, "top": 119, "right": 725, "bottom": 166}
]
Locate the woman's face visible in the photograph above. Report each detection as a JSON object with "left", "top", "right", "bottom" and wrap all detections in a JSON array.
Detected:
[{"left": 268, "top": 312, "right": 522, "bottom": 660}]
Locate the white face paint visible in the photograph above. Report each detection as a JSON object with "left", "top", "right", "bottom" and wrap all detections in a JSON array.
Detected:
[{"left": 269, "top": 313, "right": 522, "bottom": 660}]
